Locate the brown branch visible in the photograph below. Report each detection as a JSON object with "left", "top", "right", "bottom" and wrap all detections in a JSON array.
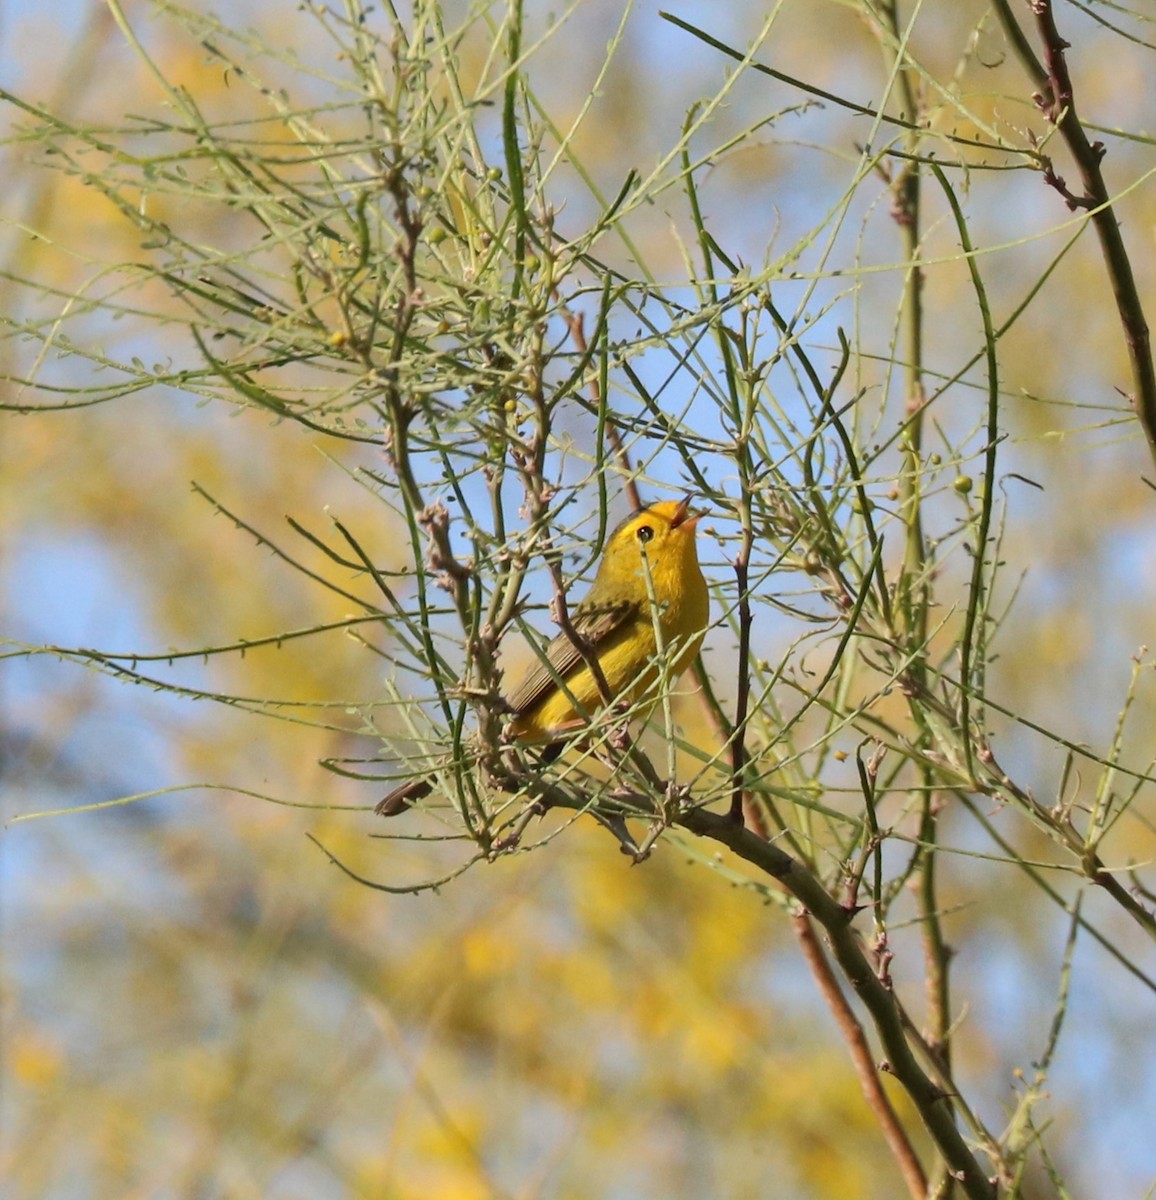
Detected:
[
  {"left": 992, "top": 0, "right": 1156, "bottom": 466},
  {"left": 677, "top": 806, "right": 998, "bottom": 1200},
  {"left": 560, "top": 306, "right": 641, "bottom": 511},
  {"left": 793, "top": 913, "right": 929, "bottom": 1200}
]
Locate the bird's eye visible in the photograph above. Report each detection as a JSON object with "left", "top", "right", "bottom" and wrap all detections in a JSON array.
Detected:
[{"left": 636, "top": 525, "right": 654, "bottom": 543}]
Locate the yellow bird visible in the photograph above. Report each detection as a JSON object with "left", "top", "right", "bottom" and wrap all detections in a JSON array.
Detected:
[{"left": 376, "top": 497, "right": 709, "bottom": 815}]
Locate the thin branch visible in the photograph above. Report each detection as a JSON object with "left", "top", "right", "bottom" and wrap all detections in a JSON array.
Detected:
[
  {"left": 560, "top": 302, "right": 641, "bottom": 511},
  {"left": 992, "top": 0, "right": 1156, "bottom": 466},
  {"left": 793, "top": 913, "right": 929, "bottom": 1200},
  {"left": 677, "top": 806, "right": 999, "bottom": 1200}
]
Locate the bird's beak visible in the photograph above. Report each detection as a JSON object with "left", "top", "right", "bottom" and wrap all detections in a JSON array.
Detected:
[{"left": 669, "top": 494, "right": 698, "bottom": 530}]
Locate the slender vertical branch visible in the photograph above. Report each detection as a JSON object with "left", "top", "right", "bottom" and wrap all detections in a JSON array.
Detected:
[
  {"left": 869, "top": 8, "right": 958, "bottom": 1194},
  {"left": 560, "top": 303, "right": 641, "bottom": 512},
  {"left": 677, "top": 807, "right": 999, "bottom": 1200},
  {"left": 729, "top": 495, "right": 754, "bottom": 824},
  {"left": 991, "top": 0, "right": 1156, "bottom": 467},
  {"left": 793, "top": 914, "right": 929, "bottom": 1200}
]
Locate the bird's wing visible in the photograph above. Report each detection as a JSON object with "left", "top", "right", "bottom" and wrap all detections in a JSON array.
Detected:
[{"left": 504, "top": 597, "right": 639, "bottom": 717}]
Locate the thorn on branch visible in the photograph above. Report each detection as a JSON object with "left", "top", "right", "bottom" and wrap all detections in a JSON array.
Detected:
[
  {"left": 419, "top": 500, "right": 471, "bottom": 582},
  {"left": 873, "top": 931, "right": 894, "bottom": 989},
  {"left": 490, "top": 799, "right": 549, "bottom": 854},
  {"left": 1041, "top": 161, "right": 1093, "bottom": 211}
]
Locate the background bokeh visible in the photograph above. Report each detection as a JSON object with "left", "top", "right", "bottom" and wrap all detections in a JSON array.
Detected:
[{"left": 5, "top": 2, "right": 1156, "bottom": 1197}]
